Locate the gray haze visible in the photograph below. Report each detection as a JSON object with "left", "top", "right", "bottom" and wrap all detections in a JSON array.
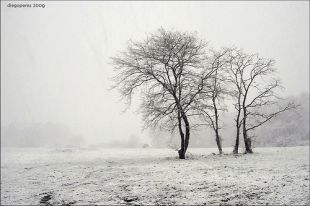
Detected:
[{"left": 1, "top": 1, "right": 309, "bottom": 147}]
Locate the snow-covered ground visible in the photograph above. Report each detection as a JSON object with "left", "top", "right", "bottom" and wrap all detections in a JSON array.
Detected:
[{"left": 1, "top": 146, "right": 309, "bottom": 205}]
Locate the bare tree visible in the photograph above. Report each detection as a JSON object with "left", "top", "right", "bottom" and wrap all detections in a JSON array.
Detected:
[
  {"left": 227, "top": 49, "right": 248, "bottom": 154},
  {"left": 227, "top": 48, "right": 296, "bottom": 153},
  {"left": 191, "top": 49, "right": 230, "bottom": 154},
  {"left": 111, "top": 28, "right": 215, "bottom": 159}
]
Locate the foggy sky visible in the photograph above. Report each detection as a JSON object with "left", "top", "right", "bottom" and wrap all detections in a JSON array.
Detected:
[{"left": 1, "top": 1, "right": 309, "bottom": 145}]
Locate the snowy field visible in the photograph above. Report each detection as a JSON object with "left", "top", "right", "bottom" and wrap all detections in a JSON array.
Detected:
[{"left": 1, "top": 146, "right": 309, "bottom": 205}]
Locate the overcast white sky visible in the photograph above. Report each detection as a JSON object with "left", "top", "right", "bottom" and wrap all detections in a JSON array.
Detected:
[{"left": 1, "top": 1, "right": 309, "bottom": 144}]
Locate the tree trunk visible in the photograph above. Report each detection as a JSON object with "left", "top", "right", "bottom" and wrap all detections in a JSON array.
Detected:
[
  {"left": 233, "top": 128, "right": 240, "bottom": 154},
  {"left": 213, "top": 100, "right": 223, "bottom": 154},
  {"left": 183, "top": 114, "right": 190, "bottom": 154},
  {"left": 212, "top": 73, "right": 223, "bottom": 155},
  {"left": 233, "top": 91, "right": 242, "bottom": 154},
  {"left": 178, "top": 148, "right": 185, "bottom": 159},
  {"left": 242, "top": 109, "right": 253, "bottom": 154},
  {"left": 244, "top": 137, "right": 253, "bottom": 154},
  {"left": 244, "top": 136, "right": 252, "bottom": 153},
  {"left": 233, "top": 113, "right": 241, "bottom": 154},
  {"left": 177, "top": 112, "right": 186, "bottom": 159},
  {"left": 177, "top": 112, "right": 190, "bottom": 159},
  {"left": 215, "top": 129, "right": 223, "bottom": 154}
]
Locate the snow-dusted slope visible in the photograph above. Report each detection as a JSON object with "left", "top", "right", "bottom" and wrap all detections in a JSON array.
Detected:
[{"left": 1, "top": 147, "right": 309, "bottom": 205}]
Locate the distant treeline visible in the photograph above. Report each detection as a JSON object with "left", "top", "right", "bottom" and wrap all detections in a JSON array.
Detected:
[
  {"left": 1, "top": 94, "right": 308, "bottom": 149},
  {"left": 1, "top": 122, "right": 84, "bottom": 148}
]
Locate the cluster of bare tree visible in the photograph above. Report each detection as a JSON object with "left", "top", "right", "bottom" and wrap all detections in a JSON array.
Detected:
[{"left": 111, "top": 28, "right": 296, "bottom": 159}]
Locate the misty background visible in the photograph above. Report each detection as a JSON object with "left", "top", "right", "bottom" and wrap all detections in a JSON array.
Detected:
[{"left": 1, "top": 1, "right": 309, "bottom": 148}]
